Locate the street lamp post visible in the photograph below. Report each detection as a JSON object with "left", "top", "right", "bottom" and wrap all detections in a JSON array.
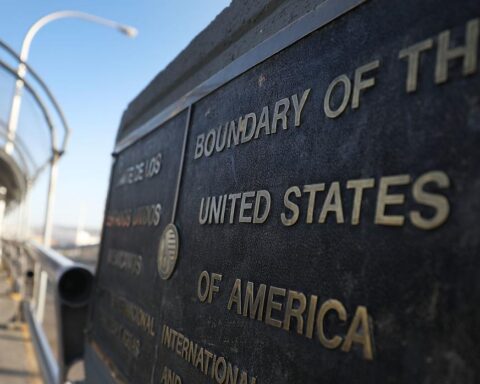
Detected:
[
  {"left": 5, "top": 11, "right": 137, "bottom": 155},
  {"left": 3, "top": 11, "right": 137, "bottom": 247}
]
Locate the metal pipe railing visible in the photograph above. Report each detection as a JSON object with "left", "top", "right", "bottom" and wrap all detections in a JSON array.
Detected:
[
  {"left": 0, "top": 38, "right": 71, "bottom": 156},
  {"left": 0, "top": 58, "right": 59, "bottom": 153},
  {"left": 24, "top": 300, "right": 60, "bottom": 384},
  {"left": 27, "top": 242, "right": 75, "bottom": 281},
  {"left": 2, "top": 240, "right": 94, "bottom": 383},
  {"left": 0, "top": 125, "right": 38, "bottom": 177}
]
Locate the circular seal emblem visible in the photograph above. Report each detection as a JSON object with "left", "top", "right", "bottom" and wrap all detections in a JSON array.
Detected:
[{"left": 157, "top": 223, "right": 179, "bottom": 280}]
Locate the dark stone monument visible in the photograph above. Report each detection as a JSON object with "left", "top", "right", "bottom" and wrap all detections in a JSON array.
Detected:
[{"left": 84, "top": 0, "right": 480, "bottom": 382}]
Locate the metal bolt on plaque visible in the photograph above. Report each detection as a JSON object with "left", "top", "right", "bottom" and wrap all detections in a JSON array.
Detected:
[{"left": 157, "top": 223, "right": 179, "bottom": 280}]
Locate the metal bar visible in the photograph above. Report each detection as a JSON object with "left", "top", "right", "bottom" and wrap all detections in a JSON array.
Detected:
[
  {"left": 24, "top": 301, "right": 60, "bottom": 384},
  {"left": 0, "top": 123, "right": 38, "bottom": 174},
  {"left": 0, "top": 188, "right": 6, "bottom": 266},
  {"left": 171, "top": 105, "right": 192, "bottom": 222},
  {"left": 114, "top": 0, "right": 367, "bottom": 154},
  {"left": 35, "top": 270, "right": 48, "bottom": 323},
  {"left": 0, "top": 59, "right": 59, "bottom": 152},
  {"left": 0, "top": 39, "right": 71, "bottom": 150},
  {"left": 30, "top": 155, "right": 56, "bottom": 184},
  {"left": 27, "top": 241, "right": 74, "bottom": 280},
  {"left": 32, "top": 262, "right": 41, "bottom": 307},
  {"left": 23, "top": 241, "right": 94, "bottom": 382},
  {"left": 15, "top": 198, "right": 25, "bottom": 240},
  {"left": 43, "top": 155, "right": 59, "bottom": 248}
]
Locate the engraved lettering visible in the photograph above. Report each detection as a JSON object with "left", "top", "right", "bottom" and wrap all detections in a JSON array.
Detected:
[
  {"left": 305, "top": 294, "right": 318, "bottom": 339},
  {"left": 243, "top": 282, "right": 266, "bottom": 321},
  {"left": 160, "top": 366, "right": 182, "bottom": 384},
  {"left": 107, "top": 249, "right": 142, "bottom": 276},
  {"left": 281, "top": 186, "right": 301, "bottom": 226},
  {"left": 208, "top": 273, "right": 222, "bottom": 303},
  {"left": 225, "top": 278, "right": 375, "bottom": 360},
  {"left": 346, "top": 178, "right": 375, "bottom": 225},
  {"left": 205, "top": 129, "right": 216, "bottom": 157},
  {"left": 291, "top": 88, "right": 311, "bottom": 127},
  {"left": 254, "top": 106, "right": 270, "bottom": 139},
  {"left": 227, "top": 120, "right": 240, "bottom": 148},
  {"left": 100, "top": 310, "right": 140, "bottom": 358},
  {"left": 352, "top": 60, "right": 380, "bottom": 109},
  {"left": 195, "top": 134, "right": 205, "bottom": 159},
  {"left": 229, "top": 193, "right": 242, "bottom": 224},
  {"left": 216, "top": 123, "right": 228, "bottom": 152},
  {"left": 319, "top": 181, "right": 344, "bottom": 224},
  {"left": 341, "top": 306, "right": 374, "bottom": 360},
  {"left": 271, "top": 97, "right": 290, "bottom": 133},
  {"left": 199, "top": 197, "right": 210, "bottom": 225},
  {"left": 265, "top": 286, "right": 286, "bottom": 328},
  {"left": 410, "top": 170, "right": 450, "bottom": 229},
  {"left": 252, "top": 190, "right": 271, "bottom": 224},
  {"left": 317, "top": 299, "right": 346, "bottom": 349},
  {"left": 227, "top": 278, "right": 242, "bottom": 314},
  {"left": 239, "top": 191, "right": 255, "bottom": 223},
  {"left": 375, "top": 175, "right": 411, "bottom": 226},
  {"left": 116, "top": 152, "right": 162, "bottom": 187},
  {"left": 209, "top": 195, "right": 223, "bottom": 224},
  {"left": 194, "top": 90, "right": 310, "bottom": 158},
  {"left": 435, "top": 18, "right": 479, "bottom": 84},
  {"left": 161, "top": 324, "right": 256, "bottom": 383},
  {"left": 132, "top": 203, "right": 161, "bottom": 227},
  {"left": 198, "top": 271, "right": 210, "bottom": 303},
  {"left": 399, "top": 39, "right": 434, "bottom": 92},
  {"left": 303, "top": 183, "right": 325, "bottom": 224},
  {"left": 283, "top": 290, "right": 307, "bottom": 334},
  {"left": 240, "top": 113, "right": 257, "bottom": 144},
  {"left": 324, "top": 74, "right": 351, "bottom": 118},
  {"left": 201, "top": 190, "right": 271, "bottom": 225}
]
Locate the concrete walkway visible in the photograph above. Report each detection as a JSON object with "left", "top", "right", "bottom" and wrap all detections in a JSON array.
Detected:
[{"left": 0, "top": 266, "right": 41, "bottom": 384}]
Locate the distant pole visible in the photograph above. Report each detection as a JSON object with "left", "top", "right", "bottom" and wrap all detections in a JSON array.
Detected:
[
  {"left": 42, "top": 152, "right": 59, "bottom": 248},
  {"left": 75, "top": 202, "right": 87, "bottom": 246},
  {"left": 0, "top": 187, "right": 6, "bottom": 267}
]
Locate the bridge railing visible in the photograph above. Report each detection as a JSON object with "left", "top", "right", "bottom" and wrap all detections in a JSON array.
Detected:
[
  {"left": 0, "top": 38, "right": 71, "bottom": 245},
  {"left": 2, "top": 240, "right": 93, "bottom": 384}
]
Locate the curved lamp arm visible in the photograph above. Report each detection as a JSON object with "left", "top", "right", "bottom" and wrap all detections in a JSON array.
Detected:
[
  {"left": 5, "top": 10, "right": 137, "bottom": 155},
  {"left": 20, "top": 10, "right": 138, "bottom": 62}
]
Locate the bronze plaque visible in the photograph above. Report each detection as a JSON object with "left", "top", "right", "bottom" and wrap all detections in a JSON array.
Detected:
[{"left": 85, "top": 0, "right": 480, "bottom": 383}]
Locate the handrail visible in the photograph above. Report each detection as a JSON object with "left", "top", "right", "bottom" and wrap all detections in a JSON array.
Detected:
[
  {"left": 0, "top": 58, "right": 58, "bottom": 152},
  {"left": 0, "top": 132, "right": 31, "bottom": 176},
  {"left": 0, "top": 39, "right": 71, "bottom": 152},
  {"left": 2, "top": 240, "right": 94, "bottom": 383},
  {"left": 0, "top": 123, "right": 38, "bottom": 176},
  {"left": 28, "top": 242, "right": 75, "bottom": 279},
  {"left": 24, "top": 301, "right": 60, "bottom": 384}
]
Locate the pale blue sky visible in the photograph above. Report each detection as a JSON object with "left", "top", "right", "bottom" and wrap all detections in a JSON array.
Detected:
[{"left": 0, "top": 0, "right": 230, "bottom": 229}]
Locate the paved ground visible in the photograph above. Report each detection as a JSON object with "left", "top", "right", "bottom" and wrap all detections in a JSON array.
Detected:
[{"left": 0, "top": 266, "right": 41, "bottom": 384}]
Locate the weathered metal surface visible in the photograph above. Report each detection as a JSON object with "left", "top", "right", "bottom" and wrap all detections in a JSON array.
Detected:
[{"left": 86, "top": 0, "right": 480, "bottom": 383}]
